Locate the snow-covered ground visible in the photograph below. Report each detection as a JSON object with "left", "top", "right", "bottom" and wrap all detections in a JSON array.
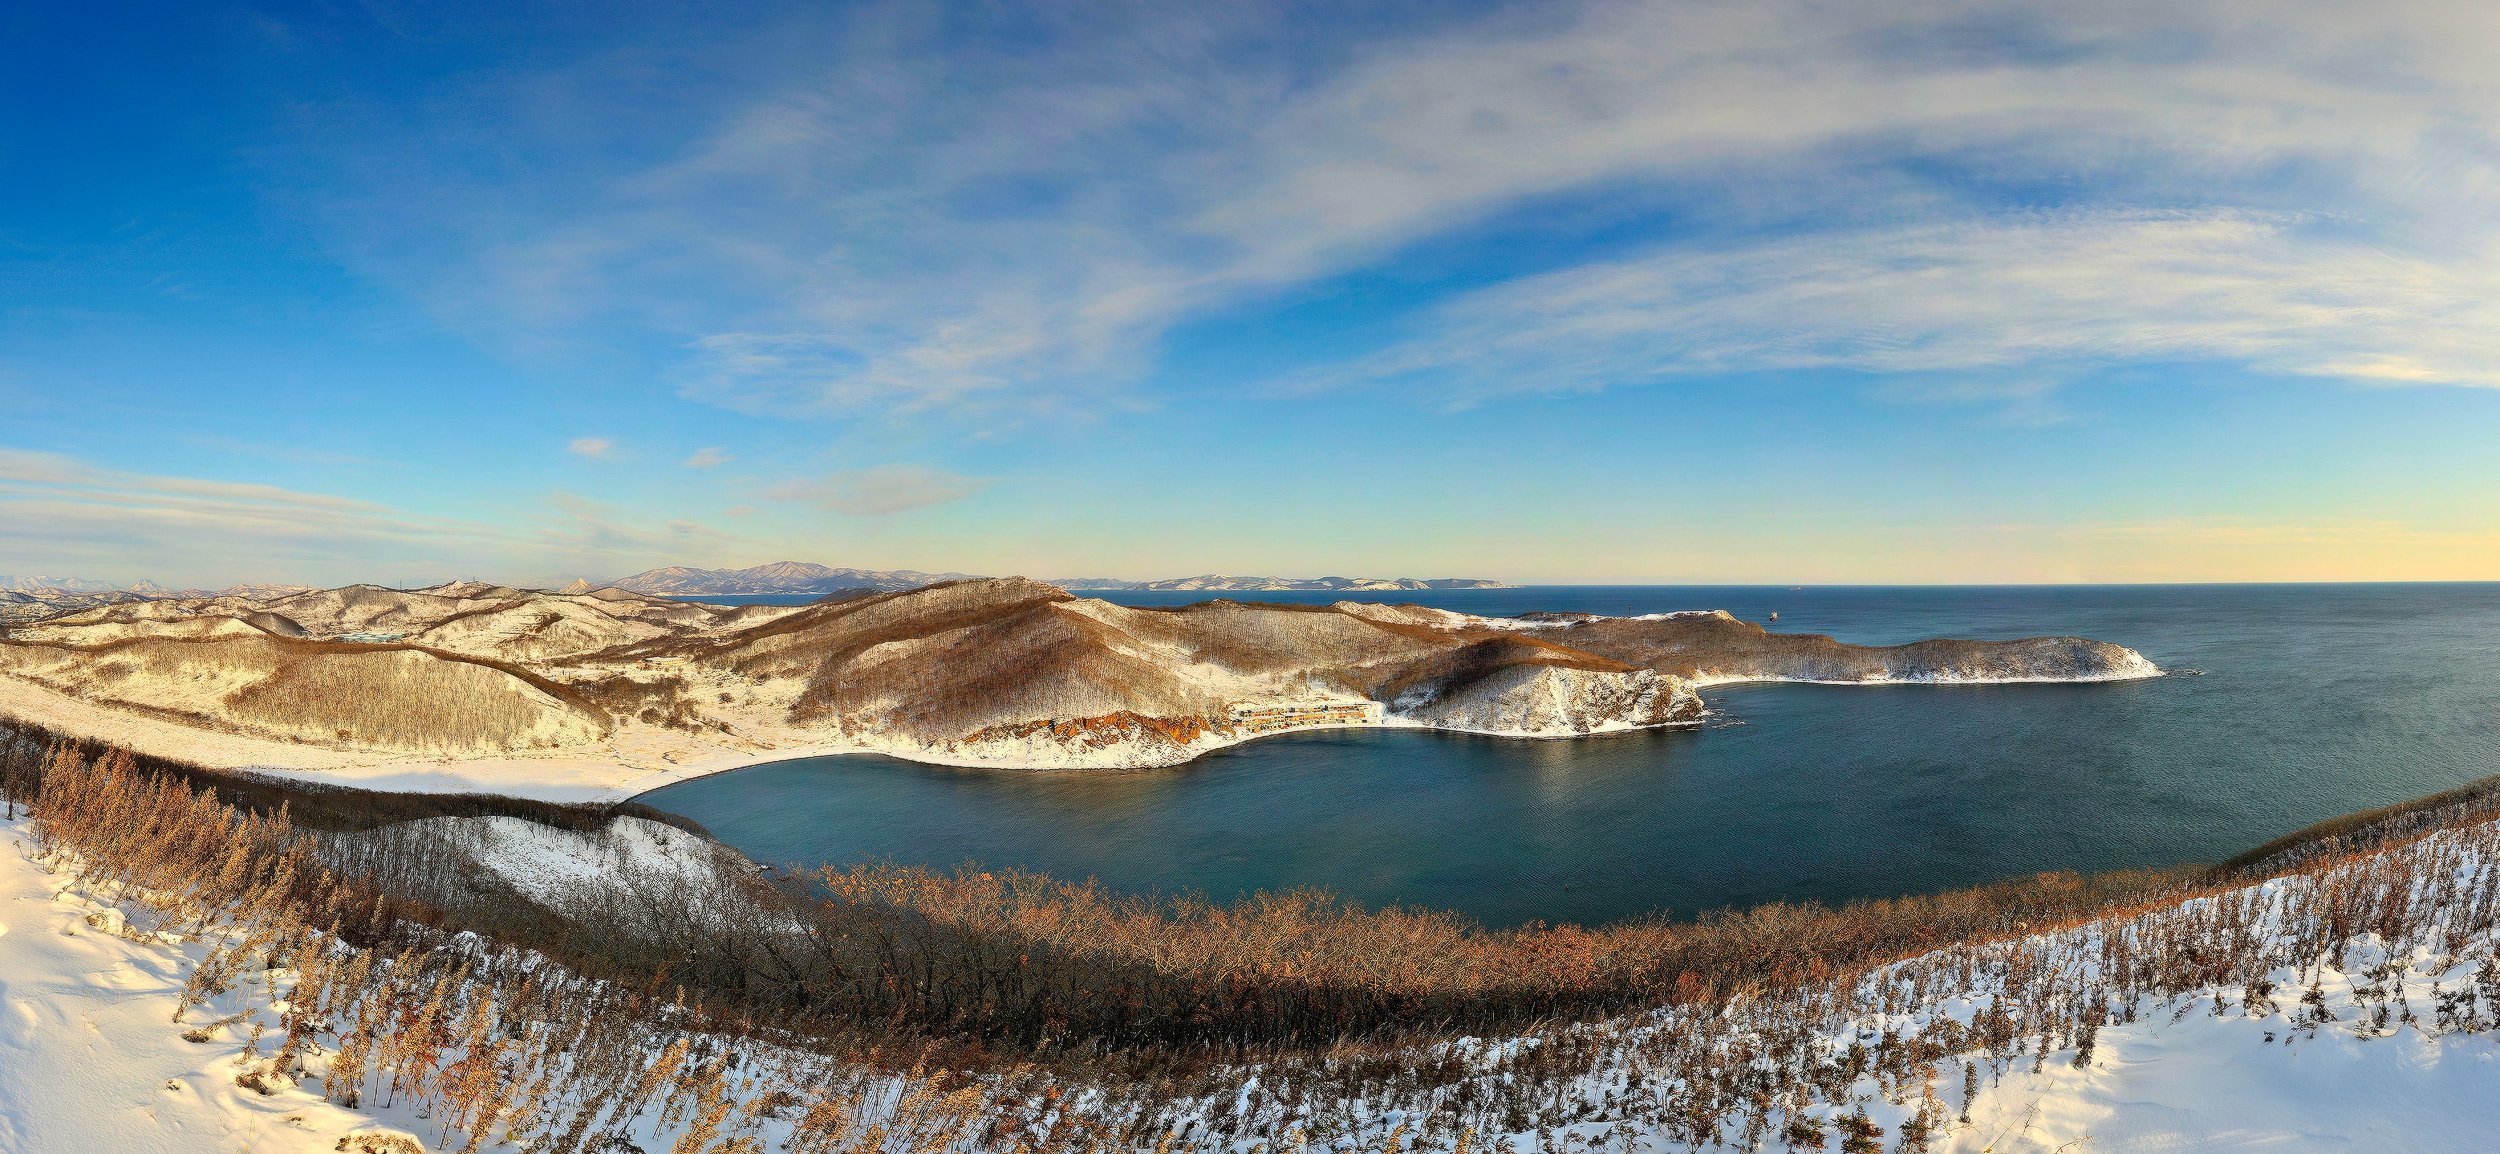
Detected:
[
  {"left": 0, "top": 815, "right": 419, "bottom": 1154},
  {"left": 11, "top": 792, "right": 2500, "bottom": 1151},
  {"left": 325, "top": 813, "right": 760, "bottom": 918},
  {"left": 4, "top": 576, "right": 2167, "bottom": 801},
  {"left": 409, "top": 815, "right": 728, "bottom": 907},
  {"left": 1943, "top": 994, "right": 2500, "bottom": 1151}
]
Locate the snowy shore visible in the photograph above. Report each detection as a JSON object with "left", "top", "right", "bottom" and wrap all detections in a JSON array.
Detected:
[{"left": 3, "top": 640, "right": 2164, "bottom": 804}]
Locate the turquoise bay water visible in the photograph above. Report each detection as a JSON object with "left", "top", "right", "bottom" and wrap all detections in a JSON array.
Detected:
[{"left": 644, "top": 585, "right": 2500, "bottom": 927}]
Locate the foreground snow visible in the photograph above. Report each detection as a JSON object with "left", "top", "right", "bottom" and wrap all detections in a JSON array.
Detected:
[
  {"left": 1945, "top": 998, "right": 2500, "bottom": 1151},
  {"left": 0, "top": 816, "right": 413, "bottom": 1154},
  {"left": 10, "top": 791, "right": 2500, "bottom": 1152}
]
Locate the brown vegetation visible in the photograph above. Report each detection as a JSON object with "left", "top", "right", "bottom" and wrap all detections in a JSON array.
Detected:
[
  {"left": 11, "top": 717, "right": 2500, "bottom": 1151},
  {"left": 6, "top": 578, "right": 2154, "bottom": 766},
  {"left": 964, "top": 711, "right": 1232, "bottom": 752},
  {"left": 225, "top": 647, "right": 602, "bottom": 750},
  {"left": 12, "top": 742, "right": 1016, "bottom": 1154},
  {"left": 0, "top": 633, "right": 609, "bottom": 753}
]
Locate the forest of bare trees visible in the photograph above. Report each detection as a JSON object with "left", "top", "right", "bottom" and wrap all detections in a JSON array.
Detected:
[{"left": 7, "top": 721, "right": 2500, "bottom": 1152}]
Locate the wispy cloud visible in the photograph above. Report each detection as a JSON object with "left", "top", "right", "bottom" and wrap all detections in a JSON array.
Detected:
[
  {"left": 683, "top": 447, "right": 733, "bottom": 468},
  {"left": 327, "top": 0, "right": 2500, "bottom": 417},
  {"left": 1307, "top": 210, "right": 2500, "bottom": 402},
  {"left": 567, "top": 437, "right": 615, "bottom": 458},
  {"left": 0, "top": 449, "right": 748, "bottom": 586},
  {"left": 544, "top": 491, "right": 733, "bottom": 553},
  {"left": 765, "top": 465, "right": 990, "bottom": 516}
]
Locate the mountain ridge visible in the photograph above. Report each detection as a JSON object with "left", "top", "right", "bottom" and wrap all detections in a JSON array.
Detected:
[
  {"left": 602, "top": 562, "right": 977, "bottom": 596},
  {"left": 1047, "top": 574, "right": 1513, "bottom": 591},
  {"left": 0, "top": 575, "right": 2159, "bottom": 772},
  {"left": 593, "top": 562, "right": 1514, "bottom": 597}
]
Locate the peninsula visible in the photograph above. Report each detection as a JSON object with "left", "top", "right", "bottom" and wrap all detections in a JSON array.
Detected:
[{"left": 0, "top": 577, "right": 2157, "bottom": 796}]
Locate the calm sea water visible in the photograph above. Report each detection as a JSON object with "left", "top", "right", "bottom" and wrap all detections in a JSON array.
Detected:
[{"left": 645, "top": 585, "right": 2500, "bottom": 927}]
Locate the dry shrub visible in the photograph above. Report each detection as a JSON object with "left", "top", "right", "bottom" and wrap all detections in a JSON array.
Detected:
[
  {"left": 20, "top": 744, "right": 1035, "bottom": 1154},
  {"left": 228, "top": 648, "right": 601, "bottom": 752},
  {"left": 1, "top": 634, "right": 604, "bottom": 753},
  {"left": 20, "top": 728, "right": 2500, "bottom": 1153},
  {"left": 575, "top": 675, "right": 705, "bottom": 730},
  {"left": 760, "top": 858, "right": 2189, "bottom": 1051},
  {"left": 335, "top": 1132, "right": 425, "bottom": 1154}
]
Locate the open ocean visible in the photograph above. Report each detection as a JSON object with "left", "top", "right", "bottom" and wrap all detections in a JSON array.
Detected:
[{"left": 645, "top": 585, "right": 2500, "bottom": 927}]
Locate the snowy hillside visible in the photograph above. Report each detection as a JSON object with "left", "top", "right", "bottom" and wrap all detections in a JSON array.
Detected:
[
  {"left": 0, "top": 577, "right": 2158, "bottom": 780},
  {"left": 8, "top": 745, "right": 2500, "bottom": 1152}
]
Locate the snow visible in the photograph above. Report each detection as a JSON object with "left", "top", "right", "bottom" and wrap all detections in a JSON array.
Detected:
[
  {"left": 1946, "top": 997, "right": 2500, "bottom": 1151},
  {"left": 8, "top": 799, "right": 2500, "bottom": 1151},
  {"left": 369, "top": 814, "right": 736, "bottom": 908},
  {"left": 0, "top": 816, "right": 411, "bottom": 1154},
  {"left": 6, "top": 583, "right": 2163, "bottom": 795},
  {"left": 1462, "top": 609, "right": 1736, "bottom": 630}
]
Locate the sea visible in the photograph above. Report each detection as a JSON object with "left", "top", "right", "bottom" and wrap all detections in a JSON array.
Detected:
[{"left": 641, "top": 585, "right": 2500, "bottom": 927}]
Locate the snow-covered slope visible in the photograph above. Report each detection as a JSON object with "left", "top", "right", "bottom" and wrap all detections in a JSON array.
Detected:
[
  {"left": 326, "top": 813, "right": 754, "bottom": 916},
  {"left": 1391, "top": 663, "right": 1700, "bottom": 735},
  {"left": 10, "top": 796, "right": 2500, "bottom": 1152},
  {"left": 2, "top": 577, "right": 2159, "bottom": 776},
  {"left": 1945, "top": 988, "right": 2500, "bottom": 1150},
  {"left": 0, "top": 818, "right": 415, "bottom": 1153}
]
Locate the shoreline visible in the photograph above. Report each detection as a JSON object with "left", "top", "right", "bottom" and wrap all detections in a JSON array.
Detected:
[
  {"left": 613, "top": 663, "right": 2169, "bottom": 800},
  {"left": 6, "top": 662, "right": 2165, "bottom": 806}
]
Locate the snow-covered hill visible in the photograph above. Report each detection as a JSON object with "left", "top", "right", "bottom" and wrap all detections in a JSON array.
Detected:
[
  {"left": 9, "top": 783, "right": 2500, "bottom": 1152},
  {"left": 0, "top": 577, "right": 2158, "bottom": 780}
]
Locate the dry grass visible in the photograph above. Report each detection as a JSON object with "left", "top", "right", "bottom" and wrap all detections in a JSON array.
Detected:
[
  {"left": 228, "top": 648, "right": 602, "bottom": 751},
  {"left": 767, "top": 858, "right": 2192, "bottom": 1051},
  {"left": 0, "top": 635, "right": 606, "bottom": 753},
  {"left": 15, "top": 725, "right": 2500, "bottom": 1151}
]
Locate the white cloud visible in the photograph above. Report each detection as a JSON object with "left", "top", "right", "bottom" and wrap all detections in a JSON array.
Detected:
[
  {"left": 765, "top": 465, "right": 990, "bottom": 516},
  {"left": 1313, "top": 209, "right": 2500, "bottom": 401},
  {"left": 0, "top": 449, "right": 747, "bottom": 587},
  {"left": 567, "top": 437, "right": 615, "bottom": 458},
  {"left": 337, "top": 0, "right": 2500, "bottom": 414},
  {"left": 683, "top": 447, "right": 733, "bottom": 468}
]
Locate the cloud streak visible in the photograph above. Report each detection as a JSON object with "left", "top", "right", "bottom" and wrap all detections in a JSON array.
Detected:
[
  {"left": 324, "top": 0, "right": 2500, "bottom": 417},
  {"left": 1313, "top": 209, "right": 2500, "bottom": 401},
  {"left": 0, "top": 449, "right": 745, "bottom": 586},
  {"left": 766, "top": 465, "right": 990, "bottom": 516}
]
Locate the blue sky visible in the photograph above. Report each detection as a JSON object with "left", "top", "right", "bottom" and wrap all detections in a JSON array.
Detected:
[{"left": 6, "top": 0, "right": 2500, "bottom": 587}]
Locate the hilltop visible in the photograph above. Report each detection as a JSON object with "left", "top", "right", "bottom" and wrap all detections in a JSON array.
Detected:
[
  {"left": 0, "top": 576, "right": 319, "bottom": 625},
  {"left": 0, "top": 576, "right": 2156, "bottom": 789}
]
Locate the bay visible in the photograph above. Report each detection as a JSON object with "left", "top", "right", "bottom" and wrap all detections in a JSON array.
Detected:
[{"left": 644, "top": 584, "right": 2500, "bottom": 926}]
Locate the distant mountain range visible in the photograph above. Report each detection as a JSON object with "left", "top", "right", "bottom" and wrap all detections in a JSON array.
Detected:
[
  {"left": 596, "top": 562, "right": 977, "bottom": 597},
  {"left": 1047, "top": 575, "right": 1515, "bottom": 592},
  {"left": 594, "top": 562, "right": 1514, "bottom": 596},
  {"left": 3, "top": 564, "right": 1515, "bottom": 616},
  {"left": 0, "top": 577, "right": 326, "bottom": 624},
  {"left": 0, "top": 575, "right": 123, "bottom": 595}
]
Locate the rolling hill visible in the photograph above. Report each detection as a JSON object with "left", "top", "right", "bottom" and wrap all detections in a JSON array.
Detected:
[{"left": 0, "top": 577, "right": 2157, "bottom": 771}]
